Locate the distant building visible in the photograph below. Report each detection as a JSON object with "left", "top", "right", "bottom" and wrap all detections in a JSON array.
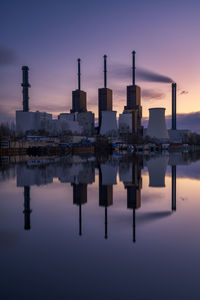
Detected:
[
  {"left": 76, "top": 112, "right": 95, "bottom": 136},
  {"left": 16, "top": 111, "right": 52, "bottom": 135}
]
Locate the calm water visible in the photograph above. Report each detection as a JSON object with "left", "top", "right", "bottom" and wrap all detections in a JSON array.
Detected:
[{"left": 1, "top": 153, "right": 200, "bottom": 300}]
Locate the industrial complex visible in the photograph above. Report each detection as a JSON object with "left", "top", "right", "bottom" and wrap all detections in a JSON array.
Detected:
[{"left": 16, "top": 51, "right": 190, "bottom": 144}]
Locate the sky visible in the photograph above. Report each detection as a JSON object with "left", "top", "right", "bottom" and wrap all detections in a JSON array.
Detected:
[{"left": 1, "top": 0, "right": 200, "bottom": 131}]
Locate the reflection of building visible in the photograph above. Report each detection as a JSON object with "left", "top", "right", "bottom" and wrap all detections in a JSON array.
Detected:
[
  {"left": 147, "top": 155, "right": 169, "bottom": 188},
  {"left": 99, "top": 163, "right": 117, "bottom": 239},
  {"left": 23, "top": 186, "right": 32, "bottom": 230},
  {"left": 121, "top": 158, "right": 142, "bottom": 242},
  {"left": 72, "top": 183, "right": 87, "bottom": 236}
]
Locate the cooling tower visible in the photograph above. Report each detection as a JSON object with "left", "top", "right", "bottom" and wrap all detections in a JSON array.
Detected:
[
  {"left": 146, "top": 108, "right": 169, "bottom": 139},
  {"left": 100, "top": 111, "right": 117, "bottom": 136}
]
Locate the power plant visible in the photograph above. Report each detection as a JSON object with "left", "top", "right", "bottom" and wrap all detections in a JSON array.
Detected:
[{"left": 15, "top": 51, "right": 191, "bottom": 144}]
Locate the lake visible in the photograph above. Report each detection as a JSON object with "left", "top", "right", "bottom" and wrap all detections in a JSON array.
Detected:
[{"left": 1, "top": 152, "right": 200, "bottom": 300}]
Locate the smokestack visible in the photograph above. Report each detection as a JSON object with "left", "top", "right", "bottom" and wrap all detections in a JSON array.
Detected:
[
  {"left": 172, "top": 83, "right": 177, "bottom": 130},
  {"left": 104, "top": 55, "right": 107, "bottom": 88},
  {"left": 78, "top": 58, "right": 81, "bottom": 90},
  {"left": 21, "top": 66, "right": 30, "bottom": 112},
  {"left": 132, "top": 51, "right": 136, "bottom": 85}
]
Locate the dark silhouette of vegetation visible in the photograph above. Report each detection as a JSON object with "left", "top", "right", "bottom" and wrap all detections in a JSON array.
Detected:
[{"left": 0, "top": 123, "right": 15, "bottom": 138}]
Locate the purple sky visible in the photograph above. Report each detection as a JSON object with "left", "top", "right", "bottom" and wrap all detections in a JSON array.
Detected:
[{"left": 1, "top": 0, "right": 200, "bottom": 131}]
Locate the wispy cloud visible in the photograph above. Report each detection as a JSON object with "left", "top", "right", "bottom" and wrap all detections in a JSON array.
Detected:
[
  {"left": 179, "top": 90, "right": 189, "bottom": 95},
  {"left": 0, "top": 45, "right": 18, "bottom": 66},
  {"left": 141, "top": 89, "right": 165, "bottom": 100}
]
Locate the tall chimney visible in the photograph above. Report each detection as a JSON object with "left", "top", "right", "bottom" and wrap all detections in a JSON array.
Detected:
[
  {"left": 104, "top": 55, "right": 107, "bottom": 88},
  {"left": 132, "top": 50, "right": 136, "bottom": 85},
  {"left": 21, "top": 66, "right": 30, "bottom": 112},
  {"left": 78, "top": 58, "right": 81, "bottom": 90},
  {"left": 172, "top": 83, "right": 177, "bottom": 130}
]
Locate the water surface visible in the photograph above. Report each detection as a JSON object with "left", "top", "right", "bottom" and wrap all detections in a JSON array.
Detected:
[{"left": 1, "top": 153, "right": 200, "bottom": 300}]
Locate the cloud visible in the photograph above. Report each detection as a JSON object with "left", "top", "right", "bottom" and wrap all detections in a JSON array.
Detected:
[
  {"left": 141, "top": 89, "right": 165, "bottom": 100},
  {"left": 179, "top": 90, "right": 189, "bottom": 95},
  {"left": 0, "top": 45, "right": 18, "bottom": 66},
  {"left": 32, "top": 103, "right": 71, "bottom": 114}
]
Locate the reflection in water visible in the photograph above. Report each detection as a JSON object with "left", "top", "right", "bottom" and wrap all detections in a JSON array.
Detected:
[
  {"left": 123, "top": 158, "right": 142, "bottom": 242},
  {"left": 147, "top": 155, "right": 169, "bottom": 187},
  {"left": 72, "top": 183, "right": 87, "bottom": 236},
  {"left": 4, "top": 152, "right": 199, "bottom": 240},
  {"left": 23, "top": 186, "right": 32, "bottom": 230},
  {"left": 171, "top": 165, "right": 176, "bottom": 211},
  {"left": 99, "top": 164, "right": 114, "bottom": 239},
  {"left": 1, "top": 152, "right": 200, "bottom": 300}
]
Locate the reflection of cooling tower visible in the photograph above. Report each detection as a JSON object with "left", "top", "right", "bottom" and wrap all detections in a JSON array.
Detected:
[
  {"left": 147, "top": 155, "right": 169, "bottom": 187},
  {"left": 147, "top": 108, "right": 169, "bottom": 139},
  {"left": 101, "top": 164, "right": 117, "bottom": 185},
  {"left": 100, "top": 111, "right": 117, "bottom": 135}
]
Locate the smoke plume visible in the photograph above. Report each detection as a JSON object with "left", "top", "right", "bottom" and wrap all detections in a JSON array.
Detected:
[{"left": 110, "top": 64, "right": 173, "bottom": 83}]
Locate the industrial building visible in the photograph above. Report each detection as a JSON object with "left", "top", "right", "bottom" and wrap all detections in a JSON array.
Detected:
[
  {"left": 16, "top": 62, "right": 94, "bottom": 136},
  {"left": 119, "top": 51, "right": 143, "bottom": 136},
  {"left": 98, "top": 55, "right": 113, "bottom": 128},
  {"left": 100, "top": 111, "right": 118, "bottom": 136},
  {"left": 15, "top": 53, "right": 193, "bottom": 143},
  {"left": 146, "top": 108, "right": 169, "bottom": 140},
  {"left": 71, "top": 59, "right": 87, "bottom": 113}
]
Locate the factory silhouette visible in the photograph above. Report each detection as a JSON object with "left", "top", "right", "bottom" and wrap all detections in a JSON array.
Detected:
[{"left": 16, "top": 51, "right": 190, "bottom": 143}]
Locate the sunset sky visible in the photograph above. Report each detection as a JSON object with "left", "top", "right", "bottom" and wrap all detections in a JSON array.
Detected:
[{"left": 1, "top": 0, "right": 200, "bottom": 130}]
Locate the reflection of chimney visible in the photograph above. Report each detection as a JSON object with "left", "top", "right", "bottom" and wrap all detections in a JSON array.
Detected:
[
  {"left": 21, "top": 66, "right": 30, "bottom": 112},
  {"left": 172, "top": 83, "right": 177, "bottom": 130},
  {"left": 72, "top": 183, "right": 87, "bottom": 236},
  {"left": 23, "top": 186, "right": 32, "bottom": 230},
  {"left": 171, "top": 166, "right": 176, "bottom": 211},
  {"left": 124, "top": 159, "right": 142, "bottom": 243},
  {"left": 99, "top": 166, "right": 113, "bottom": 239}
]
